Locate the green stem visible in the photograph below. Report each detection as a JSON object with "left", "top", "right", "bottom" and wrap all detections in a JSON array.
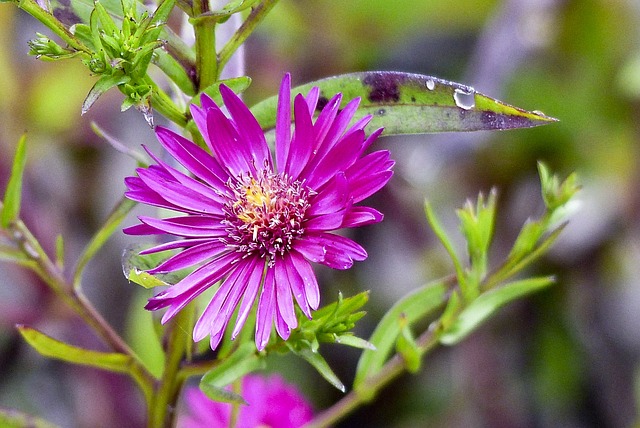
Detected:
[
  {"left": 304, "top": 323, "right": 442, "bottom": 428},
  {"left": 148, "top": 307, "right": 193, "bottom": 428},
  {"left": 146, "top": 76, "right": 189, "bottom": 127},
  {"left": 218, "top": 0, "right": 280, "bottom": 75},
  {"left": 193, "top": 0, "right": 218, "bottom": 91},
  {"left": 17, "top": 0, "right": 91, "bottom": 54}
]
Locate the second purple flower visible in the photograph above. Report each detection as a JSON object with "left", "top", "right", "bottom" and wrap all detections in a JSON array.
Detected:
[{"left": 125, "top": 73, "right": 394, "bottom": 350}]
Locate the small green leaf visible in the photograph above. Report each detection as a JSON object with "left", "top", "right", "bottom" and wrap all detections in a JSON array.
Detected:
[
  {"left": 424, "top": 201, "right": 465, "bottom": 283},
  {"left": 354, "top": 279, "right": 449, "bottom": 389},
  {"left": 439, "top": 276, "right": 555, "bottom": 345},
  {"left": 94, "top": 1, "right": 120, "bottom": 36},
  {"left": 200, "top": 342, "right": 265, "bottom": 402},
  {"left": 251, "top": 72, "right": 557, "bottom": 135},
  {"left": 296, "top": 348, "right": 345, "bottom": 392},
  {"left": 0, "top": 408, "right": 59, "bottom": 428},
  {"left": 121, "top": 244, "right": 185, "bottom": 288},
  {"left": 199, "top": 383, "right": 247, "bottom": 406},
  {"left": 1, "top": 135, "right": 27, "bottom": 228},
  {"left": 395, "top": 315, "right": 421, "bottom": 373},
  {"left": 82, "top": 73, "right": 130, "bottom": 115},
  {"left": 333, "top": 334, "right": 375, "bottom": 350},
  {"left": 18, "top": 325, "right": 134, "bottom": 373}
]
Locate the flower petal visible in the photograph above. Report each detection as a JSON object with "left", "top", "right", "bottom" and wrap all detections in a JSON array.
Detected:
[
  {"left": 294, "top": 232, "right": 367, "bottom": 270},
  {"left": 341, "top": 206, "right": 384, "bottom": 227},
  {"left": 207, "top": 107, "right": 256, "bottom": 177},
  {"left": 275, "top": 260, "right": 297, "bottom": 329},
  {"left": 220, "top": 85, "right": 272, "bottom": 170},
  {"left": 255, "top": 267, "right": 276, "bottom": 350},
  {"left": 275, "top": 73, "right": 292, "bottom": 173},
  {"left": 307, "top": 172, "right": 349, "bottom": 217},
  {"left": 137, "top": 216, "right": 225, "bottom": 238},
  {"left": 288, "top": 250, "right": 320, "bottom": 310},
  {"left": 284, "top": 94, "right": 314, "bottom": 180},
  {"left": 148, "top": 240, "right": 226, "bottom": 274},
  {"left": 231, "top": 258, "right": 265, "bottom": 340},
  {"left": 304, "top": 130, "right": 366, "bottom": 190},
  {"left": 283, "top": 254, "right": 311, "bottom": 318}
]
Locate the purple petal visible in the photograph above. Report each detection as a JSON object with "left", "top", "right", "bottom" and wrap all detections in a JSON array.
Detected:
[
  {"left": 207, "top": 107, "right": 256, "bottom": 177},
  {"left": 304, "top": 86, "right": 320, "bottom": 115},
  {"left": 139, "top": 238, "right": 214, "bottom": 254},
  {"left": 255, "top": 267, "right": 276, "bottom": 350},
  {"left": 284, "top": 94, "right": 314, "bottom": 180},
  {"left": 231, "top": 258, "right": 265, "bottom": 339},
  {"left": 148, "top": 240, "right": 226, "bottom": 274},
  {"left": 155, "top": 126, "right": 230, "bottom": 191},
  {"left": 341, "top": 206, "right": 384, "bottom": 227},
  {"left": 306, "top": 172, "right": 348, "bottom": 217},
  {"left": 220, "top": 85, "right": 272, "bottom": 170},
  {"left": 275, "top": 73, "right": 292, "bottom": 173},
  {"left": 137, "top": 216, "right": 225, "bottom": 238},
  {"left": 303, "top": 130, "right": 366, "bottom": 190},
  {"left": 303, "top": 205, "right": 349, "bottom": 231},
  {"left": 193, "top": 258, "right": 252, "bottom": 342},
  {"left": 294, "top": 232, "right": 367, "bottom": 270},
  {"left": 312, "top": 93, "right": 342, "bottom": 149},
  {"left": 274, "top": 305, "right": 291, "bottom": 340},
  {"left": 283, "top": 255, "right": 311, "bottom": 318},
  {"left": 147, "top": 252, "right": 238, "bottom": 323},
  {"left": 288, "top": 251, "right": 320, "bottom": 310},
  {"left": 275, "top": 260, "right": 297, "bottom": 329}
]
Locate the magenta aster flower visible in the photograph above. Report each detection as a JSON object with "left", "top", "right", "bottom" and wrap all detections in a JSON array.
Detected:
[
  {"left": 124, "top": 73, "right": 394, "bottom": 350},
  {"left": 178, "top": 374, "right": 313, "bottom": 428}
]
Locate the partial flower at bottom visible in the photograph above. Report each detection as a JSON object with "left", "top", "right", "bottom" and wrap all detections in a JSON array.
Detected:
[
  {"left": 178, "top": 375, "right": 313, "bottom": 428},
  {"left": 124, "top": 73, "right": 394, "bottom": 350}
]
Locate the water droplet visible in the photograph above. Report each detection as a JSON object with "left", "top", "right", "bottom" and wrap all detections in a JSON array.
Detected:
[
  {"left": 426, "top": 79, "right": 435, "bottom": 91},
  {"left": 453, "top": 88, "right": 475, "bottom": 110},
  {"left": 532, "top": 109, "right": 546, "bottom": 116},
  {"left": 377, "top": 108, "right": 386, "bottom": 116}
]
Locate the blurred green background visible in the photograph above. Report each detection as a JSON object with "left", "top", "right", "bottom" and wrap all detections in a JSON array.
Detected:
[{"left": 1, "top": 0, "right": 640, "bottom": 426}]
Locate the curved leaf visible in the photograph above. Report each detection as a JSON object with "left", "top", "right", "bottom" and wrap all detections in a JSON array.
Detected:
[
  {"left": 353, "top": 279, "right": 449, "bottom": 389},
  {"left": 18, "top": 325, "right": 134, "bottom": 374},
  {"left": 439, "top": 276, "right": 555, "bottom": 345},
  {"left": 251, "top": 71, "right": 557, "bottom": 135},
  {"left": 1, "top": 135, "right": 27, "bottom": 228}
]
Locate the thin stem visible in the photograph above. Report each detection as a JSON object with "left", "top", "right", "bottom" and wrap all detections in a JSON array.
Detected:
[
  {"left": 304, "top": 324, "right": 442, "bottom": 428},
  {"left": 146, "top": 76, "right": 189, "bottom": 127},
  {"left": 149, "top": 307, "right": 193, "bottom": 428},
  {"left": 193, "top": 0, "right": 218, "bottom": 90},
  {"left": 17, "top": 0, "right": 91, "bottom": 54},
  {"left": 217, "top": 0, "right": 280, "bottom": 75},
  {"left": 3, "top": 219, "right": 156, "bottom": 407}
]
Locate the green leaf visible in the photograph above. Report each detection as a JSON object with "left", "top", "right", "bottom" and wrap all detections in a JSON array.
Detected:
[
  {"left": 1, "top": 135, "right": 27, "bottom": 228},
  {"left": 82, "top": 73, "right": 130, "bottom": 115},
  {"left": 424, "top": 201, "right": 465, "bottom": 283},
  {"left": 18, "top": 325, "right": 134, "bottom": 373},
  {"left": 296, "top": 348, "right": 345, "bottom": 392},
  {"left": 0, "top": 408, "right": 59, "bottom": 428},
  {"left": 395, "top": 315, "right": 421, "bottom": 373},
  {"left": 121, "top": 244, "right": 186, "bottom": 289},
  {"left": 439, "top": 276, "right": 555, "bottom": 345},
  {"left": 191, "top": 0, "right": 259, "bottom": 22},
  {"left": 200, "top": 342, "right": 265, "bottom": 403},
  {"left": 250, "top": 72, "right": 558, "bottom": 135},
  {"left": 353, "top": 279, "right": 449, "bottom": 389},
  {"left": 333, "top": 334, "right": 375, "bottom": 350}
]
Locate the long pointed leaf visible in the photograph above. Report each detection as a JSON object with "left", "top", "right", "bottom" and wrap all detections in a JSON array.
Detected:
[
  {"left": 251, "top": 71, "right": 557, "bottom": 135},
  {"left": 353, "top": 279, "right": 450, "bottom": 389},
  {"left": 18, "top": 325, "right": 134, "bottom": 374},
  {"left": 1, "top": 135, "right": 27, "bottom": 228},
  {"left": 439, "top": 276, "right": 555, "bottom": 345}
]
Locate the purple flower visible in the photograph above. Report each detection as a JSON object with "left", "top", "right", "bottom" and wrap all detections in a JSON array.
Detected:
[
  {"left": 125, "top": 73, "right": 394, "bottom": 350},
  {"left": 178, "top": 374, "right": 313, "bottom": 428}
]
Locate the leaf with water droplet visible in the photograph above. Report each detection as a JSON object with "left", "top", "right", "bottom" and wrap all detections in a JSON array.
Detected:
[{"left": 251, "top": 71, "right": 557, "bottom": 135}]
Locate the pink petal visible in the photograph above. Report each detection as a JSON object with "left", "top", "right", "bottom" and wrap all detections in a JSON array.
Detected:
[
  {"left": 207, "top": 107, "right": 256, "bottom": 177},
  {"left": 275, "top": 260, "right": 297, "bottom": 329},
  {"left": 306, "top": 173, "right": 349, "bottom": 217},
  {"left": 275, "top": 73, "right": 292, "bottom": 173},
  {"left": 288, "top": 250, "right": 320, "bottom": 310},
  {"left": 283, "top": 255, "right": 311, "bottom": 318},
  {"left": 231, "top": 258, "right": 265, "bottom": 339},
  {"left": 341, "top": 206, "right": 384, "bottom": 227},
  {"left": 148, "top": 240, "right": 226, "bottom": 274},
  {"left": 220, "top": 85, "right": 272, "bottom": 170},
  {"left": 255, "top": 267, "right": 276, "bottom": 350}
]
